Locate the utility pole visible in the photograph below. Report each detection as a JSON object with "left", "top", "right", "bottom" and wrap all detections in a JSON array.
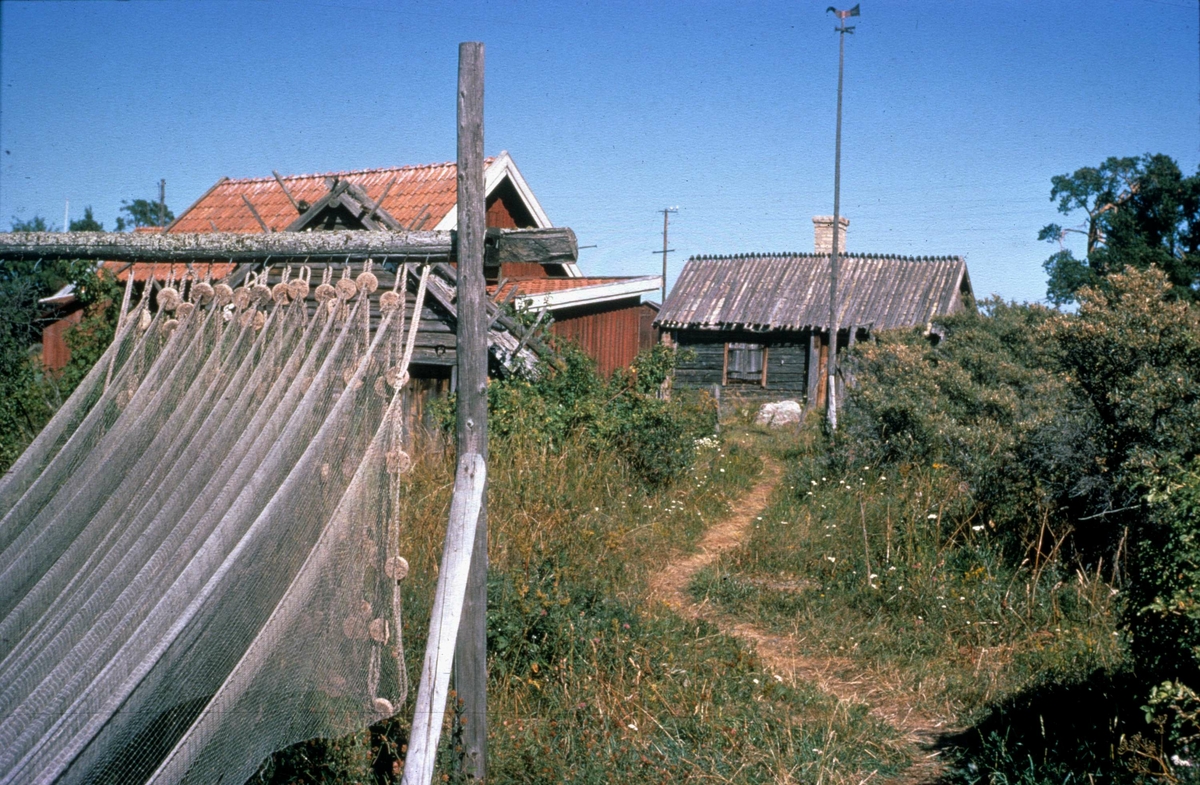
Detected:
[
  {"left": 826, "top": 4, "right": 858, "bottom": 431},
  {"left": 63, "top": 200, "right": 69, "bottom": 233},
  {"left": 653, "top": 206, "right": 678, "bottom": 303},
  {"left": 158, "top": 179, "right": 167, "bottom": 228}
]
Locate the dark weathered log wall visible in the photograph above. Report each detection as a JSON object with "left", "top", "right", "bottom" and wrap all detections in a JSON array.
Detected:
[{"left": 673, "top": 329, "right": 812, "bottom": 398}]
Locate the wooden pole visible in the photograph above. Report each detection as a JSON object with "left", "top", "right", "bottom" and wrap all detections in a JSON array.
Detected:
[
  {"left": 272, "top": 170, "right": 302, "bottom": 214},
  {"left": 655, "top": 207, "right": 676, "bottom": 304},
  {"left": 661, "top": 209, "right": 669, "bottom": 303},
  {"left": 401, "top": 454, "right": 486, "bottom": 785},
  {"left": 453, "top": 40, "right": 489, "bottom": 782},
  {"left": 826, "top": 6, "right": 857, "bottom": 430}
]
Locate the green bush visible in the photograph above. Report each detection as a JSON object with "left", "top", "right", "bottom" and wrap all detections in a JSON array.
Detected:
[
  {"left": 0, "top": 262, "right": 120, "bottom": 471},
  {"left": 438, "top": 341, "right": 716, "bottom": 488},
  {"left": 835, "top": 298, "right": 1089, "bottom": 559},
  {"left": 1131, "top": 460, "right": 1200, "bottom": 755},
  {"left": 837, "top": 266, "right": 1200, "bottom": 770}
]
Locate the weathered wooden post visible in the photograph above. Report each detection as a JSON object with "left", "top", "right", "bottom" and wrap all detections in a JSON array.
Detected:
[{"left": 452, "top": 40, "right": 489, "bottom": 782}]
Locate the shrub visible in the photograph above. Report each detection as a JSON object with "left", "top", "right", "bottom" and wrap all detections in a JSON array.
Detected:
[
  {"left": 838, "top": 266, "right": 1200, "bottom": 770},
  {"left": 439, "top": 341, "right": 715, "bottom": 487},
  {"left": 1130, "top": 460, "right": 1200, "bottom": 756},
  {"left": 836, "top": 298, "right": 1088, "bottom": 558}
]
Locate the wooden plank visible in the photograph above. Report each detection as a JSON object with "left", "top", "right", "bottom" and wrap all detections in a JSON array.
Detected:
[
  {"left": 0, "top": 230, "right": 456, "bottom": 261},
  {"left": 272, "top": 170, "right": 302, "bottom": 214},
  {"left": 366, "top": 177, "right": 397, "bottom": 224},
  {"left": 452, "top": 41, "right": 489, "bottom": 784},
  {"left": 806, "top": 330, "right": 821, "bottom": 409},
  {"left": 505, "top": 310, "right": 545, "bottom": 371},
  {"left": 401, "top": 453, "right": 486, "bottom": 785},
  {"left": 241, "top": 194, "right": 272, "bottom": 232}
]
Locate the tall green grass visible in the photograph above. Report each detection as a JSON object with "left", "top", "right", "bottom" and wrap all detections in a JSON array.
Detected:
[
  {"left": 692, "top": 423, "right": 1131, "bottom": 782},
  {"left": 256, "top": 428, "right": 910, "bottom": 783}
]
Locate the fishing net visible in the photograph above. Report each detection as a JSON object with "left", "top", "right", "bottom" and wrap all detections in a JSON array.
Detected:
[{"left": 0, "top": 263, "right": 424, "bottom": 785}]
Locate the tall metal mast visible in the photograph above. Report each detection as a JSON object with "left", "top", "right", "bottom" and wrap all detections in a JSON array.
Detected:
[{"left": 826, "top": 3, "right": 858, "bottom": 430}]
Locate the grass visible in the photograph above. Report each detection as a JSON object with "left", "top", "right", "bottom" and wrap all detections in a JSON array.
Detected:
[
  {"left": 692, "top": 420, "right": 1141, "bottom": 783},
  {"left": 257, "top": 413, "right": 1148, "bottom": 784},
  {"left": 256, "top": 427, "right": 909, "bottom": 783}
]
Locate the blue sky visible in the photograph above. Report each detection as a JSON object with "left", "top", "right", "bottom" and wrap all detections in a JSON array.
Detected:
[{"left": 1, "top": 0, "right": 1196, "bottom": 304}]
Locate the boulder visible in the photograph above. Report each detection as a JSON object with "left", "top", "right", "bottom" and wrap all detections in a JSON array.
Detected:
[{"left": 755, "top": 400, "right": 804, "bottom": 427}]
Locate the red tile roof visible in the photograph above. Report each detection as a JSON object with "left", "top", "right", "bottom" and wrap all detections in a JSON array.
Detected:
[
  {"left": 169, "top": 159, "right": 496, "bottom": 234},
  {"left": 488, "top": 277, "right": 626, "bottom": 300},
  {"left": 102, "top": 261, "right": 237, "bottom": 282}
]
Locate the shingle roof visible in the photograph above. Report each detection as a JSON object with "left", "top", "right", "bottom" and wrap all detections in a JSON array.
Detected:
[
  {"left": 168, "top": 159, "right": 496, "bottom": 234},
  {"left": 657, "top": 253, "right": 972, "bottom": 332}
]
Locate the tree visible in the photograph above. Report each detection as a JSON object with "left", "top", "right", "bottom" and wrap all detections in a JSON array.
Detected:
[
  {"left": 0, "top": 259, "right": 119, "bottom": 470},
  {"left": 68, "top": 206, "right": 104, "bottom": 232},
  {"left": 115, "top": 197, "right": 174, "bottom": 230},
  {"left": 1039, "top": 154, "right": 1200, "bottom": 305},
  {"left": 10, "top": 215, "right": 49, "bottom": 232}
]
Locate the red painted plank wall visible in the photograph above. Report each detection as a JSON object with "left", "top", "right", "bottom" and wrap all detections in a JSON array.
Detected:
[
  {"left": 550, "top": 299, "right": 644, "bottom": 378},
  {"left": 42, "top": 309, "right": 83, "bottom": 372}
]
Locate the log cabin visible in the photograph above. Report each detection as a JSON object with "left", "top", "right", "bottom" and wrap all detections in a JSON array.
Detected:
[{"left": 655, "top": 216, "right": 974, "bottom": 411}]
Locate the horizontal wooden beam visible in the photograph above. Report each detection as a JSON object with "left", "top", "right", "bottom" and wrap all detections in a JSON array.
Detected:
[
  {"left": 0, "top": 227, "right": 578, "bottom": 266},
  {"left": 0, "top": 230, "right": 455, "bottom": 262},
  {"left": 486, "top": 227, "right": 577, "bottom": 267}
]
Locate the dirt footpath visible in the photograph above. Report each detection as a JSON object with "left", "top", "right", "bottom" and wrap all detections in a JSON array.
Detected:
[{"left": 648, "top": 455, "right": 951, "bottom": 784}]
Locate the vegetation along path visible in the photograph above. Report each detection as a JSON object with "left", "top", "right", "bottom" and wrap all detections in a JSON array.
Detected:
[{"left": 649, "top": 449, "right": 950, "bottom": 785}]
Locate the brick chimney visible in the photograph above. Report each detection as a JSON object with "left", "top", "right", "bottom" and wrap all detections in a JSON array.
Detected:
[{"left": 812, "top": 216, "right": 849, "bottom": 255}]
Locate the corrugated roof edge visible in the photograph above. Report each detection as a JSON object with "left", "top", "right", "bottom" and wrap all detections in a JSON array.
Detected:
[{"left": 687, "top": 252, "right": 964, "bottom": 262}]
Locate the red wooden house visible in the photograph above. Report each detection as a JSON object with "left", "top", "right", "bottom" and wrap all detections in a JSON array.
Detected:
[{"left": 42, "top": 153, "right": 660, "bottom": 378}]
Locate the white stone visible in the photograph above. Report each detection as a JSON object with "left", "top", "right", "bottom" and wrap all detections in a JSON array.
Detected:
[{"left": 755, "top": 400, "right": 804, "bottom": 427}]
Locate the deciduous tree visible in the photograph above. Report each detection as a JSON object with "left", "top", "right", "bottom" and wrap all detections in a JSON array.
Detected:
[
  {"left": 1040, "top": 154, "right": 1200, "bottom": 305},
  {"left": 68, "top": 206, "right": 104, "bottom": 232},
  {"left": 115, "top": 197, "right": 173, "bottom": 230}
]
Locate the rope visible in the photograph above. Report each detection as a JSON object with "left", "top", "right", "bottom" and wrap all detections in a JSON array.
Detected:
[
  {"left": 105, "top": 266, "right": 139, "bottom": 392},
  {"left": 394, "top": 263, "right": 431, "bottom": 391}
]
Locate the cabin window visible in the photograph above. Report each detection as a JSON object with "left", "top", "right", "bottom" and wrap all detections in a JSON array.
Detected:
[{"left": 725, "top": 343, "right": 767, "bottom": 386}]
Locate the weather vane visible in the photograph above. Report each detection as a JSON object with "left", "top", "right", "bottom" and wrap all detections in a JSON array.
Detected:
[{"left": 827, "top": 4, "right": 859, "bottom": 33}]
